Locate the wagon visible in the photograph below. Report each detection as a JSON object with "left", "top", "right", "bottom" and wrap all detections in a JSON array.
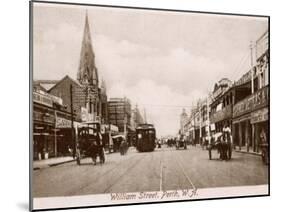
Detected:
[
  {"left": 176, "top": 139, "right": 187, "bottom": 150},
  {"left": 76, "top": 122, "right": 105, "bottom": 165}
]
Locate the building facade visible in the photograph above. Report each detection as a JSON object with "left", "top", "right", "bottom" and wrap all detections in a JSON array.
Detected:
[
  {"left": 33, "top": 89, "right": 74, "bottom": 160},
  {"left": 232, "top": 30, "right": 269, "bottom": 153},
  {"left": 107, "top": 97, "right": 132, "bottom": 132},
  {"left": 209, "top": 78, "right": 233, "bottom": 135}
]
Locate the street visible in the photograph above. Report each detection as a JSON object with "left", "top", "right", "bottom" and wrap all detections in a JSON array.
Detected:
[{"left": 33, "top": 146, "right": 268, "bottom": 198}]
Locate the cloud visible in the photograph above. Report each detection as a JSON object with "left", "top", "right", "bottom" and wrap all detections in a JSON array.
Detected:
[{"left": 93, "top": 35, "right": 228, "bottom": 98}]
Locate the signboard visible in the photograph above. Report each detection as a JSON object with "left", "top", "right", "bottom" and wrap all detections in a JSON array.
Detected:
[
  {"left": 251, "top": 108, "right": 268, "bottom": 124},
  {"left": 81, "top": 107, "right": 100, "bottom": 122},
  {"left": 56, "top": 117, "right": 71, "bottom": 128},
  {"left": 33, "top": 111, "right": 55, "bottom": 124},
  {"left": 233, "top": 86, "right": 268, "bottom": 118},
  {"left": 33, "top": 92, "right": 53, "bottom": 107},
  {"left": 81, "top": 107, "right": 88, "bottom": 122},
  {"left": 33, "top": 91, "right": 63, "bottom": 107},
  {"left": 210, "top": 124, "right": 215, "bottom": 131},
  {"left": 232, "top": 113, "right": 251, "bottom": 124}
]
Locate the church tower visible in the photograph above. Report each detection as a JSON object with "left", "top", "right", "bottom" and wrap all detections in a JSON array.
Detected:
[{"left": 77, "top": 12, "right": 100, "bottom": 117}]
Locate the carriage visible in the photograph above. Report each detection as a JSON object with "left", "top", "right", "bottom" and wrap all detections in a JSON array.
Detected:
[
  {"left": 176, "top": 138, "right": 187, "bottom": 150},
  {"left": 208, "top": 132, "right": 232, "bottom": 160},
  {"left": 76, "top": 122, "right": 105, "bottom": 165},
  {"left": 136, "top": 124, "right": 156, "bottom": 152}
]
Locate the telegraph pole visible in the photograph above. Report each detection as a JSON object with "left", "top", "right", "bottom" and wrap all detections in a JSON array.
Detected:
[{"left": 70, "top": 84, "right": 76, "bottom": 158}]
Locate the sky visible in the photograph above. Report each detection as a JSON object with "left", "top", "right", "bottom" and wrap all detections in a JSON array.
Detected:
[{"left": 33, "top": 2, "right": 268, "bottom": 137}]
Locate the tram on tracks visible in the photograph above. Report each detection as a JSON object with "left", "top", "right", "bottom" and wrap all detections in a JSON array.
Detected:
[{"left": 136, "top": 124, "right": 156, "bottom": 152}]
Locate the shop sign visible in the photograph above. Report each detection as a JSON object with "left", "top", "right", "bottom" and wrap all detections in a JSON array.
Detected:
[
  {"left": 33, "top": 111, "right": 55, "bottom": 124},
  {"left": 81, "top": 107, "right": 88, "bottom": 122},
  {"left": 233, "top": 86, "right": 268, "bottom": 118},
  {"left": 210, "top": 124, "right": 215, "bottom": 131},
  {"left": 33, "top": 92, "right": 53, "bottom": 107},
  {"left": 232, "top": 113, "right": 251, "bottom": 124},
  {"left": 251, "top": 108, "right": 268, "bottom": 124},
  {"left": 56, "top": 117, "right": 71, "bottom": 128}
]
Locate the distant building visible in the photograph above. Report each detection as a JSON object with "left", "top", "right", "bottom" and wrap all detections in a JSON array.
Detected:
[
  {"left": 107, "top": 97, "right": 132, "bottom": 132},
  {"left": 180, "top": 108, "right": 188, "bottom": 135},
  {"left": 209, "top": 78, "right": 233, "bottom": 134}
]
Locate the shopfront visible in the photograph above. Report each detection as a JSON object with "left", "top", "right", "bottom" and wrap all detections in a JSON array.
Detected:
[
  {"left": 33, "top": 103, "right": 56, "bottom": 160},
  {"left": 232, "top": 86, "right": 268, "bottom": 152},
  {"left": 251, "top": 107, "right": 268, "bottom": 152}
]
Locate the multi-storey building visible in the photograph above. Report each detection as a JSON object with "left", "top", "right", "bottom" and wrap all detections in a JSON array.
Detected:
[
  {"left": 33, "top": 88, "right": 74, "bottom": 160},
  {"left": 232, "top": 30, "right": 269, "bottom": 153},
  {"left": 209, "top": 78, "right": 233, "bottom": 134},
  {"left": 107, "top": 97, "right": 132, "bottom": 133}
]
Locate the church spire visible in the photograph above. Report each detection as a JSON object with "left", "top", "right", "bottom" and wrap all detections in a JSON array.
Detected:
[{"left": 77, "top": 12, "right": 99, "bottom": 87}]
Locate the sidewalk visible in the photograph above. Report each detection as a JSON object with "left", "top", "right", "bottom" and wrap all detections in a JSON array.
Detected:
[
  {"left": 32, "top": 148, "right": 133, "bottom": 170},
  {"left": 33, "top": 156, "right": 75, "bottom": 170},
  {"left": 234, "top": 146, "right": 262, "bottom": 156}
]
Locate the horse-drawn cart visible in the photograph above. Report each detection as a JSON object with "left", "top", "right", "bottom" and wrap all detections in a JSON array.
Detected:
[
  {"left": 76, "top": 122, "right": 105, "bottom": 165},
  {"left": 208, "top": 132, "right": 232, "bottom": 160}
]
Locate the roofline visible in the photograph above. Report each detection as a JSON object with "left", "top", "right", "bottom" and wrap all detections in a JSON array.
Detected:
[{"left": 48, "top": 75, "right": 82, "bottom": 92}]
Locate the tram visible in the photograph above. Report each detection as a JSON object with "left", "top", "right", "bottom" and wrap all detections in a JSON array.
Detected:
[{"left": 136, "top": 124, "right": 156, "bottom": 152}]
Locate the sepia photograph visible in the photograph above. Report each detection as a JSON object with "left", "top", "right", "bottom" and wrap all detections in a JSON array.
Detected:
[{"left": 30, "top": 1, "right": 269, "bottom": 211}]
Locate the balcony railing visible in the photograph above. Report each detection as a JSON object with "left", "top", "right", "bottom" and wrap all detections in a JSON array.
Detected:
[{"left": 210, "top": 105, "right": 232, "bottom": 123}]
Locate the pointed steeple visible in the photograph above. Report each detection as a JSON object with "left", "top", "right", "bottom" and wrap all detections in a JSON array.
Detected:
[{"left": 77, "top": 12, "right": 99, "bottom": 87}]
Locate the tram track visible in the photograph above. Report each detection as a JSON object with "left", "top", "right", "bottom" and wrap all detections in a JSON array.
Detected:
[
  {"left": 159, "top": 149, "right": 196, "bottom": 191},
  {"left": 102, "top": 154, "right": 148, "bottom": 193},
  {"left": 68, "top": 153, "right": 145, "bottom": 196},
  {"left": 174, "top": 151, "right": 196, "bottom": 190}
]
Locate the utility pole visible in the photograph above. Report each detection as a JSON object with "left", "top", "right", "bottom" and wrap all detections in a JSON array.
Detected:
[
  {"left": 70, "top": 84, "right": 76, "bottom": 158},
  {"left": 250, "top": 41, "right": 254, "bottom": 94}
]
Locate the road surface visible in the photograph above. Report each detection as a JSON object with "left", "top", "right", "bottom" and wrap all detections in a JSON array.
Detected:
[{"left": 33, "top": 146, "right": 268, "bottom": 197}]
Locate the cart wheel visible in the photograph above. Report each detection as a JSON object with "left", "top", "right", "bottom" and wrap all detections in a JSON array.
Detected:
[
  {"left": 208, "top": 149, "right": 212, "bottom": 160},
  {"left": 76, "top": 150, "right": 81, "bottom": 165},
  {"left": 261, "top": 150, "right": 268, "bottom": 165},
  {"left": 101, "top": 153, "right": 105, "bottom": 164},
  {"left": 76, "top": 156, "right": 80, "bottom": 165},
  {"left": 228, "top": 146, "right": 232, "bottom": 160}
]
